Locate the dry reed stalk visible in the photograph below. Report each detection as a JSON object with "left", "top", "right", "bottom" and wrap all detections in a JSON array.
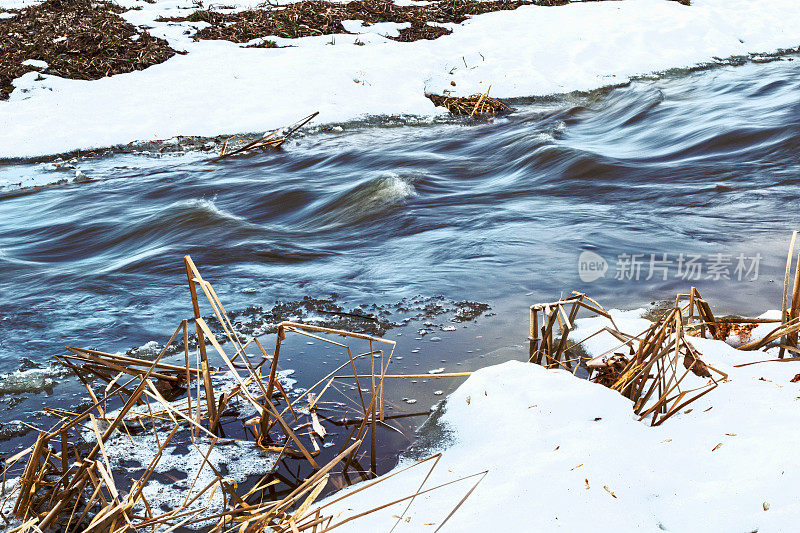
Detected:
[
  {"left": 313, "top": 464, "right": 488, "bottom": 532},
  {"left": 185, "top": 256, "right": 218, "bottom": 427},
  {"left": 529, "top": 292, "right": 614, "bottom": 370},
  {"left": 780, "top": 231, "right": 799, "bottom": 356},
  {"left": 181, "top": 256, "right": 411, "bottom": 484},
  {"left": 216, "top": 112, "right": 319, "bottom": 159},
  {"left": 333, "top": 372, "right": 471, "bottom": 378},
  {"left": 787, "top": 236, "right": 800, "bottom": 350},
  {"left": 6, "top": 303, "right": 245, "bottom": 530},
  {"left": 427, "top": 92, "right": 511, "bottom": 117},
  {"left": 737, "top": 317, "right": 800, "bottom": 351}
]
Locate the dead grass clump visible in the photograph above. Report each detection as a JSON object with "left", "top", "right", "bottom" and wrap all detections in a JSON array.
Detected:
[
  {"left": 427, "top": 92, "right": 511, "bottom": 117},
  {"left": 393, "top": 23, "right": 452, "bottom": 42},
  {"left": 529, "top": 235, "right": 800, "bottom": 425},
  {"left": 246, "top": 39, "right": 279, "bottom": 48},
  {"left": 0, "top": 0, "right": 177, "bottom": 100},
  {"left": 591, "top": 353, "right": 629, "bottom": 388},
  {"left": 530, "top": 290, "right": 729, "bottom": 426},
  {"left": 162, "top": 0, "right": 573, "bottom": 43},
  {"left": 712, "top": 320, "right": 758, "bottom": 343}
]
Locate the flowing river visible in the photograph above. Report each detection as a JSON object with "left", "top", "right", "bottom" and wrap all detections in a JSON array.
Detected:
[{"left": 1, "top": 55, "right": 800, "bottom": 468}]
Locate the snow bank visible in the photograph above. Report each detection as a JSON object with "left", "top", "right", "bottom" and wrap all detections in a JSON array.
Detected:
[
  {"left": 317, "top": 310, "right": 800, "bottom": 531},
  {"left": 3, "top": 0, "right": 800, "bottom": 158},
  {"left": 0, "top": 0, "right": 43, "bottom": 9}
]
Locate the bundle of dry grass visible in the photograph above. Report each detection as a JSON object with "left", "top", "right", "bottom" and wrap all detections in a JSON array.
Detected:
[
  {"left": 427, "top": 91, "right": 511, "bottom": 117},
  {"left": 529, "top": 290, "right": 728, "bottom": 426},
  {"left": 528, "top": 227, "right": 800, "bottom": 425},
  {"left": 216, "top": 112, "right": 319, "bottom": 159},
  {"left": 0, "top": 0, "right": 177, "bottom": 100},
  {"left": 593, "top": 294, "right": 727, "bottom": 426}
]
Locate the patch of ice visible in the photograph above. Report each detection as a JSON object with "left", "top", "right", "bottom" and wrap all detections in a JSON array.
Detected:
[
  {"left": 0, "top": 367, "right": 56, "bottom": 395},
  {"left": 99, "top": 433, "right": 279, "bottom": 529}
]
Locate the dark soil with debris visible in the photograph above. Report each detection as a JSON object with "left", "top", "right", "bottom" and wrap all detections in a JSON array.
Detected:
[
  {"left": 0, "top": 0, "right": 178, "bottom": 100},
  {"left": 160, "top": 0, "right": 577, "bottom": 43},
  {"left": 394, "top": 24, "right": 453, "bottom": 42}
]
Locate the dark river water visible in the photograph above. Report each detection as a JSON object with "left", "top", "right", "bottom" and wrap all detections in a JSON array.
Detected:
[{"left": 1, "top": 56, "right": 800, "bottom": 466}]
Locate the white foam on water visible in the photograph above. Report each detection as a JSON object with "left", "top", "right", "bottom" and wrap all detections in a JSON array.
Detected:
[
  {"left": 369, "top": 175, "right": 417, "bottom": 205},
  {"left": 169, "top": 198, "right": 246, "bottom": 223},
  {"left": 0, "top": 367, "right": 56, "bottom": 395}
]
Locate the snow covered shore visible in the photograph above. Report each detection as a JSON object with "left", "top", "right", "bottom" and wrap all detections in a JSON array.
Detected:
[
  {"left": 316, "top": 309, "right": 800, "bottom": 531},
  {"left": 3, "top": 0, "right": 800, "bottom": 158}
]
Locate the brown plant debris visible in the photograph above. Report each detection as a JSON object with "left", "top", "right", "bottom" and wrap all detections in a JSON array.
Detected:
[
  {"left": 529, "top": 248, "right": 800, "bottom": 425},
  {"left": 591, "top": 353, "right": 630, "bottom": 388},
  {"left": 0, "top": 0, "right": 178, "bottom": 100},
  {"left": 427, "top": 91, "right": 511, "bottom": 117},
  {"left": 711, "top": 320, "right": 758, "bottom": 343},
  {"left": 216, "top": 111, "right": 319, "bottom": 159},
  {"left": 530, "top": 289, "right": 730, "bottom": 426},
  {"left": 160, "top": 0, "right": 574, "bottom": 43},
  {"left": 394, "top": 23, "right": 453, "bottom": 42}
]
